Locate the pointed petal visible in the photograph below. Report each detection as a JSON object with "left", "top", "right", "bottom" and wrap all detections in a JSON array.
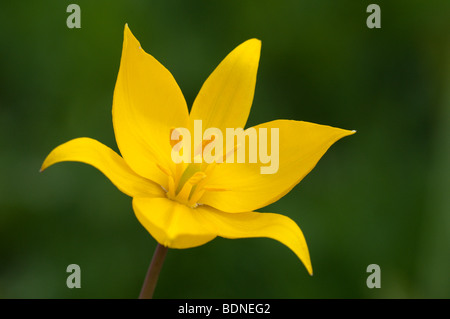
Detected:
[
  {"left": 132, "top": 197, "right": 216, "bottom": 249},
  {"left": 201, "top": 205, "right": 313, "bottom": 275},
  {"left": 132, "top": 197, "right": 311, "bottom": 273},
  {"left": 41, "top": 137, "right": 164, "bottom": 198},
  {"left": 201, "top": 120, "right": 355, "bottom": 212},
  {"left": 113, "top": 25, "right": 189, "bottom": 188},
  {"left": 190, "top": 38, "right": 261, "bottom": 131}
]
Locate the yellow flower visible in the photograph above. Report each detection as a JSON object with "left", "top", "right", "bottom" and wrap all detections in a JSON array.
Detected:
[{"left": 41, "top": 25, "right": 354, "bottom": 276}]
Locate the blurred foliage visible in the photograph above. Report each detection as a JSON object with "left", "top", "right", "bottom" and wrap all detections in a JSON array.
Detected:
[{"left": 0, "top": 0, "right": 449, "bottom": 298}]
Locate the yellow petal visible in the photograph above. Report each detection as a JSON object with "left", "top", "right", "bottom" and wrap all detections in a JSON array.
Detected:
[
  {"left": 41, "top": 137, "right": 165, "bottom": 198},
  {"left": 132, "top": 197, "right": 216, "bottom": 249},
  {"left": 200, "top": 205, "right": 313, "bottom": 275},
  {"left": 189, "top": 38, "right": 261, "bottom": 131},
  {"left": 113, "top": 24, "right": 189, "bottom": 188},
  {"left": 133, "top": 197, "right": 312, "bottom": 274},
  {"left": 201, "top": 120, "right": 355, "bottom": 212}
]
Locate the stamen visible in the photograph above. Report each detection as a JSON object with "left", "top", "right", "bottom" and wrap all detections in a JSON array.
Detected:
[
  {"left": 175, "top": 164, "right": 201, "bottom": 194},
  {"left": 188, "top": 171, "right": 207, "bottom": 184},
  {"left": 175, "top": 171, "right": 207, "bottom": 204},
  {"left": 188, "top": 189, "right": 205, "bottom": 207},
  {"left": 164, "top": 127, "right": 233, "bottom": 208},
  {"left": 175, "top": 182, "right": 193, "bottom": 203}
]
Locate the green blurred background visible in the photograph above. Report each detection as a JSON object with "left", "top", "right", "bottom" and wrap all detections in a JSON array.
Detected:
[{"left": 1, "top": 0, "right": 449, "bottom": 298}]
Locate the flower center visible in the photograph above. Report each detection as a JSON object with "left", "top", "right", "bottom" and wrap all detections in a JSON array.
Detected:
[
  {"left": 157, "top": 161, "right": 218, "bottom": 208},
  {"left": 159, "top": 129, "right": 233, "bottom": 208}
]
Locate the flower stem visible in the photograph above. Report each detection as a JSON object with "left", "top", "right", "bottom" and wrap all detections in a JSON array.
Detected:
[{"left": 139, "top": 244, "right": 168, "bottom": 299}]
